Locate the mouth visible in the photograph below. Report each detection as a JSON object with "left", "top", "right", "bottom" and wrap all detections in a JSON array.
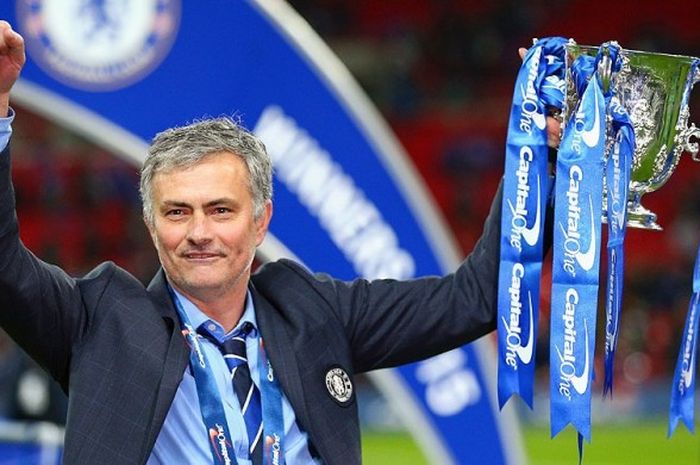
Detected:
[{"left": 182, "top": 252, "right": 224, "bottom": 262}]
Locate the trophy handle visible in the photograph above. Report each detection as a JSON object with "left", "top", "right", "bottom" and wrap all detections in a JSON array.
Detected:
[
  {"left": 683, "top": 123, "right": 700, "bottom": 161},
  {"left": 681, "top": 64, "right": 700, "bottom": 161},
  {"left": 685, "top": 65, "right": 700, "bottom": 160},
  {"left": 598, "top": 44, "right": 613, "bottom": 93}
]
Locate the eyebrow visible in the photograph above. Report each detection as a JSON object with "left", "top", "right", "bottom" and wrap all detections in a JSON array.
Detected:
[{"left": 160, "top": 198, "right": 238, "bottom": 209}]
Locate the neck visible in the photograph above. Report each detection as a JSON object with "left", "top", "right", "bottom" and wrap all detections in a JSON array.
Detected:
[{"left": 172, "top": 283, "right": 248, "bottom": 333}]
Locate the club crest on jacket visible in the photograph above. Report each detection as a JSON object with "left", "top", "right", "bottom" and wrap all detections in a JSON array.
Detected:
[{"left": 325, "top": 367, "right": 353, "bottom": 405}]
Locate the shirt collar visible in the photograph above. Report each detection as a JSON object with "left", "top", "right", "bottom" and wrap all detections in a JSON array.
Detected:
[{"left": 169, "top": 286, "right": 258, "bottom": 339}]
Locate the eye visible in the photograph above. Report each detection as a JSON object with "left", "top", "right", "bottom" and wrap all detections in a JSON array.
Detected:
[
  {"left": 214, "top": 207, "right": 232, "bottom": 215},
  {"left": 165, "top": 209, "right": 186, "bottom": 218}
]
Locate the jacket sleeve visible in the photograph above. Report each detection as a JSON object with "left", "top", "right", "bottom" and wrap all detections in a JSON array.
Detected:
[
  {"left": 0, "top": 143, "right": 89, "bottom": 388},
  {"left": 271, "top": 182, "right": 503, "bottom": 374}
]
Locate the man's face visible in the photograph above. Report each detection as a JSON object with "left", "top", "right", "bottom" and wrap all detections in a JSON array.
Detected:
[{"left": 147, "top": 152, "right": 271, "bottom": 301}]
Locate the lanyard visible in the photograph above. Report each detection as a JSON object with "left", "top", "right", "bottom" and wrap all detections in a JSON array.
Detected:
[{"left": 168, "top": 286, "right": 287, "bottom": 465}]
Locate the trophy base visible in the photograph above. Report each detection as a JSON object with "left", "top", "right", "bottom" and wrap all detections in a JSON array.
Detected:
[
  {"left": 626, "top": 204, "right": 663, "bottom": 231},
  {"left": 602, "top": 200, "right": 663, "bottom": 230}
]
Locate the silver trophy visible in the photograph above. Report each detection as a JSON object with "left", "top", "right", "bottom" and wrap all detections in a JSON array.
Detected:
[{"left": 563, "top": 41, "right": 700, "bottom": 230}]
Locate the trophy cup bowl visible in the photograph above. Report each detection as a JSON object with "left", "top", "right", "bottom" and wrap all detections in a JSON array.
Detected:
[{"left": 563, "top": 42, "right": 700, "bottom": 230}]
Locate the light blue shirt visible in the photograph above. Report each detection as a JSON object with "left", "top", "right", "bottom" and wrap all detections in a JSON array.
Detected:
[
  {"left": 147, "top": 290, "right": 320, "bottom": 465},
  {"left": 0, "top": 109, "right": 14, "bottom": 149},
  {"left": 0, "top": 115, "right": 318, "bottom": 464}
]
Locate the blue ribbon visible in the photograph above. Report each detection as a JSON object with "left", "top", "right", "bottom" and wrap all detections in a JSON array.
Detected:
[
  {"left": 169, "top": 286, "right": 287, "bottom": 465},
  {"left": 668, "top": 244, "right": 700, "bottom": 436},
  {"left": 668, "top": 59, "right": 700, "bottom": 438},
  {"left": 603, "top": 90, "right": 635, "bottom": 398},
  {"left": 549, "top": 46, "right": 607, "bottom": 442},
  {"left": 259, "top": 339, "right": 286, "bottom": 465},
  {"left": 497, "top": 36, "right": 567, "bottom": 409}
]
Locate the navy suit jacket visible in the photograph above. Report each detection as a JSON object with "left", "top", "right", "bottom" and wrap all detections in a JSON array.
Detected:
[{"left": 0, "top": 145, "right": 501, "bottom": 464}]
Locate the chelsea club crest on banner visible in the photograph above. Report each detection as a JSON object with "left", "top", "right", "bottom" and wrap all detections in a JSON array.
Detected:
[{"left": 16, "top": 0, "right": 181, "bottom": 92}]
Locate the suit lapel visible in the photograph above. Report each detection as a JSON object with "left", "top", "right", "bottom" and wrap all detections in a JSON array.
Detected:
[{"left": 142, "top": 270, "right": 190, "bottom": 461}]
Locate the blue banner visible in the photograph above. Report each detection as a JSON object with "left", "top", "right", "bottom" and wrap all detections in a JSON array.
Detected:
[{"left": 2, "top": 1, "right": 523, "bottom": 463}]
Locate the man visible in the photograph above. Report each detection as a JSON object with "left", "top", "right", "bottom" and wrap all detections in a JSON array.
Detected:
[{"left": 0, "top": 22, "right": 549, "bottom": 465}]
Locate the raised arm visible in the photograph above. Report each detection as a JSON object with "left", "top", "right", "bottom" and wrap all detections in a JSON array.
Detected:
[{"left": 0, "top": 22, "right": 88, "bottom": 389}]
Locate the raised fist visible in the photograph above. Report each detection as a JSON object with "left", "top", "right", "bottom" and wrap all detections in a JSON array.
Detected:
[{"left": 0, "top": 21, "right": 25, "bottom": 96}]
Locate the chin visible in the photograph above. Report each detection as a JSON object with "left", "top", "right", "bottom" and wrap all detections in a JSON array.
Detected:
[
  {"left": 167, "top": 271, "right": 220, "bottom": 292},
  {"left": 183, "top": 276, "right": 227, "bottom": 292}
]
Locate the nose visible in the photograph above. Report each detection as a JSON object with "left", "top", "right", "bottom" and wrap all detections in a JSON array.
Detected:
[{"left": 186, "top": 211, "right": 213, "bottom": 245}]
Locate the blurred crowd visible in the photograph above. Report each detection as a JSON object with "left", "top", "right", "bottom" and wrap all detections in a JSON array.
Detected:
[
  {"left": 291, "top": 0, "right": 700, "bottom": 415},
  {"left": 3, "top": 0, "right": 700, "bottom": 427}
]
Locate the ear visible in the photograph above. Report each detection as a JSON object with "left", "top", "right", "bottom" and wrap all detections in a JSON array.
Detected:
[{"left": 255, "top": 200, "right": 273, "bottom": 246}]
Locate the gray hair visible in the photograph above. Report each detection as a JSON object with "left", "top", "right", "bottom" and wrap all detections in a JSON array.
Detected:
[{"left": 140, "top": 116, "right": 273, "bottom": 226}]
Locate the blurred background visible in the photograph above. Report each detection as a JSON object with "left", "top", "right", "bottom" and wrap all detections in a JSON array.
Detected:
[{"left": 2, "top": 0, "right": 700, "bottom": 463}]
